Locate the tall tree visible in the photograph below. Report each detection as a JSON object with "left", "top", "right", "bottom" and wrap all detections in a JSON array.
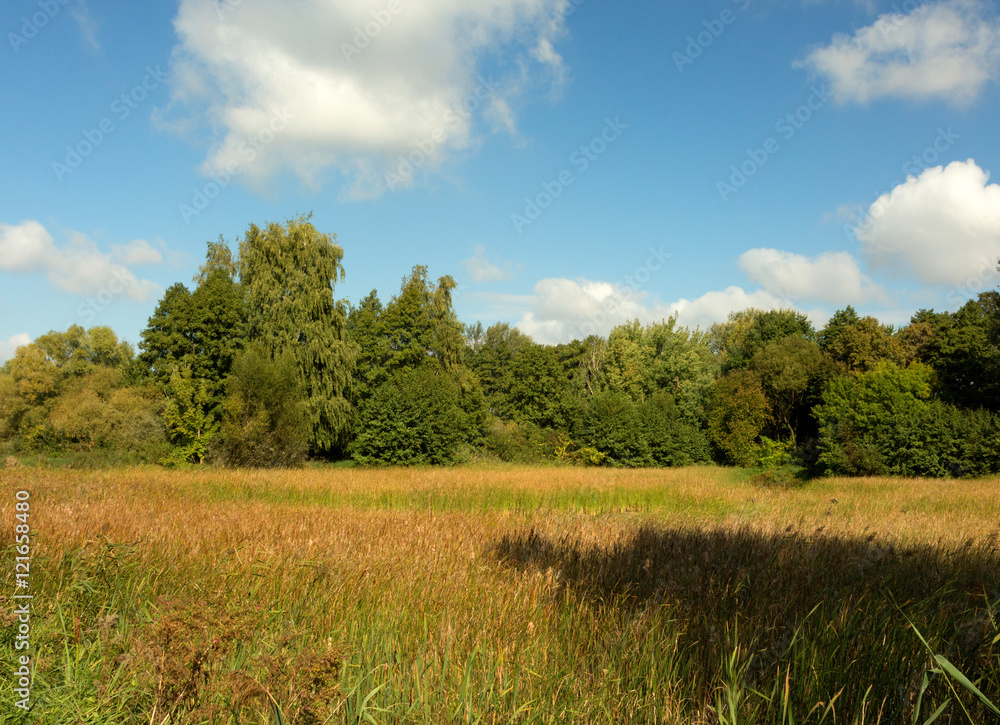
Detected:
[
  {"left": 706, "top": 370, "right": 771, "bottom": 466},
  {"left": 194, "top": 235, "right": 238, "bottom": 285},
  {"left": 350, "top": 267, "right": 469, "bottom": 399},
  {"left": 912, "top": 294, "right": 1000, "bottom": 411},
  {"left": 239, "top": 214, "right": 355, "bottom": 453},
  {"left": 750, "top": 336, "right": 832, "bottom": 446},
  {"left": 711, "top": 308, "right": 814, "bottom": 370},
  {"left": 819, "top": 311, "right": 904, "bottom": 374},
  {"left": 139, "top": 246, "right": 247, "bottom": 410}
]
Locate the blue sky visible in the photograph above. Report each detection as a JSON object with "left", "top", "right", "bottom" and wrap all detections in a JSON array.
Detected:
[{"left": 2, "top": 0, "right": 1000, "bottom": 359}]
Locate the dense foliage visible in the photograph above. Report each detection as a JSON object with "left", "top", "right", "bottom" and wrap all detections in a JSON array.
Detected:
[{"left": 1, "top": 220, "right": 997, "bottom": 476}]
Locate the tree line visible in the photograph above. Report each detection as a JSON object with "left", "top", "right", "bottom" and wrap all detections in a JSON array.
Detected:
[{"left": 2, "top": 215, "right": 999, "bottom": 477}]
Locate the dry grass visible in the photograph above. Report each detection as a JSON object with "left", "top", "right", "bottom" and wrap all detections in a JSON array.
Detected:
[{"left": 1, "top": 465, "right": 998, "bottom": 723}]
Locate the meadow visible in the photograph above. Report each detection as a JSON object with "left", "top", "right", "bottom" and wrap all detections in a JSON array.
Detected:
[{"left": 1, "top": 464, "right": 998, "bottom": 724}]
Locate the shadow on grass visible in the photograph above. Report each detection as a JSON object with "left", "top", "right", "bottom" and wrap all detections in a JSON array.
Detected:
[{"left": 492, "top": 523, "right": 1000, "bottom": 720}]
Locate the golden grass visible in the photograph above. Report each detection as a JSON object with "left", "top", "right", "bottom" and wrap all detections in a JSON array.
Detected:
[{"left": 1, "top": 465, "right": 998, "bottom": 723}]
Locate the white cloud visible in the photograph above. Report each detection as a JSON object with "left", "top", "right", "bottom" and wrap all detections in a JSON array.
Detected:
[
  {"left": 797, "top": 0, "right": 1000, "bottom": 105},
  {"left": 0, "top": 220, "right": 162, "bottom": 302},
  {"left": 0, "top": 333, "right": 31, "bottom": 364},
  {"left": 110, "top": 239, "right": 164, "bottom": 266},
  {"left": 853, "top": 159, "right": 1000, "bottom": 286},
  {"left": 510, "top": 278, "right": 811, "bottom": 344},
  {"left": 462, "top": 244, "right": 514, "bottom": 282},
  {"left": 163, "top": 0, "right": 569, "bottom": 199},
  {"left": 667, "top": 286, "right": 824, "bottom": 332},
  {"left": 71, "top": 0, "right": 101, "bottom": 53},
  {"left": 738, "top": 248, "right": 886, "bottom": 305}
]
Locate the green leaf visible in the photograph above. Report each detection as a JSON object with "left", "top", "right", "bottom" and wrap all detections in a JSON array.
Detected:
[{"left": 934, "top": 655, "right": 1000, "bottom": 715}]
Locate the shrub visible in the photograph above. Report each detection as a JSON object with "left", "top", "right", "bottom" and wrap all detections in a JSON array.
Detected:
[
  {"left": 351, "top": 366, "right": 468, "bottom": 466},
  {"left": 639, "top": 391, "right": 711, "bottom": 467},
  {"left": 580, "top": 392, "right": 651, "bottom": 467},
  {"left": 213, "top": 345, "right": 308, "bottom": 468},
  {"left": 706, "top": 371, "right": 771, "bottom": 467},
  {"left": 481, "top": 419, "right": 551, "bottom": 463},
  {"left": 814, "top": 362, "right": 1000, "bottom": 478}
]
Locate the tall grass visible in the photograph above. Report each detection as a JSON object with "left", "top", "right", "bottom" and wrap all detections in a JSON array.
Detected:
[{"left": 1, "top": 465, "right": 997, "bottom": 723}]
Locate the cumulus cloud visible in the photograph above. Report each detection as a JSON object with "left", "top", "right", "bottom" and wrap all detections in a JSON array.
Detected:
[
  {"left": 853, "top": 159, "right": 1000, "bottom": 287},
  {"left": 462, "top": 244, "right": 515, "bottom": 282},
  {"left": 0, "top": 220, "right": 162, "bottom": 301},
  {"left": 797, "top": 0, "right": 1000, "bottom": 105},
  {"left": 110, "top": 239, "right": 164, "bottom": 266},
  {"left": 738, "top": 248, "right": 886, "bottom": 305},
  {"left": 0, "top": 333, "right": 31, "bottom": 364},
  {"left": 510, "top": 278, "right": 809, "bottom": 344},
  {"left": 162, "top": 0, "right": 569, "bottom": 199},
  {"left": 667, "top": 286, "right": 822, "bottom": 332}
]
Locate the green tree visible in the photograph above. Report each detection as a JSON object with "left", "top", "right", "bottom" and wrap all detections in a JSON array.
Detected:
[
  {"left": 706, "top": 370, "right": 771, "bottom": 466},
  {"left": 214, "top": 345, "right": 308, "bottom": 468},
  {"left": 602, "top": 320, "right": 647, "bottom": 402},
  {"left": 555, "top": 334, "right": 606, "bottom": 397},
  {"left": 750, "top": 336, "right": 832, "bottom": 446},
  {"left": 465, "top": 322, "right": 533, "bottom": 419},
  {"left": 820, "top": 311, "right": 905, "bottom": 374},
  {"left": 711, "top": 308, "right": 814, "bottom": 370},
  {"left": 643, "top": 318, "right": 717, "bottom": 424},
  {"left": 1, "top": 327, "right": 137, "bottom": 444},
  {"left": 139, "top": 255, "right": 247, "bottom": 414},
  {"left": 347, "top": 290, "right": 388, "bottom": 399},
  {"left": 352, "top": 366, "right": 467, "bottom": 466},
  {"left": 505, "top": 343, "right": 573, "bottom": 430},
  {"left": 239, "top": 215, "right": 355, "bottom": 454},
  {"left": 912, "top": 295, "right": 1000, "bottom": 411},
  {"left": 639, "top": 390, "right": 711, "bottom": 466},
  {"left": 814, "top": 362, "right": 934, "bottom": 476},
  {"left": 162, "top": 364, "right": 218, "bottom": 464},
  {"left": 194, "top": 235, "right": 238, "bottom": 285},
  {"left": 138, "top": 283, "right": 196, "bottom": 378},
  {"left": 580, "top": 391, "right": 652, "bottom": 467}
]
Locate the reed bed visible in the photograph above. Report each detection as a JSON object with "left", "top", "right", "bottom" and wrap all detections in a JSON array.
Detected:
[{"left": 1, "top": 465, "right": 997, "bottom": 723}]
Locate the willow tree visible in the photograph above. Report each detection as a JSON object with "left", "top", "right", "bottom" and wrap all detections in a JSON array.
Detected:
[{"left": 238, "top": 215, "right": 355, "bottom": 454}]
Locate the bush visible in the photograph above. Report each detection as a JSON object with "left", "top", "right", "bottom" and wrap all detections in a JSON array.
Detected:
[
  {"left": 481, "top": 419, "right": 551, "bottom": 463},
  {"left": 351, "top": 366, "right": 469, "bottom": 466},
  {"left": 756, "top": 435, "right": 795, "bottom": 469},
  {"left": 639, "top": 391, "right": 711, "bottom": 467},
  {"left": 212, "top": 345, "right": 308, "bottom": 468},
  {"left": 815, "top": 363, "right": 1000, "bottom": 478},
  {"left": 706, "top": 371, "right": 771, "bottom": 467},
  {"left": 748, "top": 465, "right": 806, "bottom": 489},
  {"left": 581, "top": 392, "right": 651, "bottom": 467}
]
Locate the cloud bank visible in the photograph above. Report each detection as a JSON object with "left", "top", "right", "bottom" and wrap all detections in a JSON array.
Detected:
[{"left": 163, "top": 0, "right": 570, "bottom": 199}]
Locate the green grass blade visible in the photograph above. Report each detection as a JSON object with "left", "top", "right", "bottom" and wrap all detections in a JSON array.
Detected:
[{"left": 933, "top": 655, "right": 1000, "bottom": 716}]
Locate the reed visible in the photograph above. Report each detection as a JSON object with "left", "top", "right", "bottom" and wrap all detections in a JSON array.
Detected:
[{"left": 1, "top": 465, "right": 997, "bottom": 723}]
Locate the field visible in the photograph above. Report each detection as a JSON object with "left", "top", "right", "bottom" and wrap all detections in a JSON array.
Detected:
[{"left": 1, "top": 465, "right": 999, "bottom": 724}]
